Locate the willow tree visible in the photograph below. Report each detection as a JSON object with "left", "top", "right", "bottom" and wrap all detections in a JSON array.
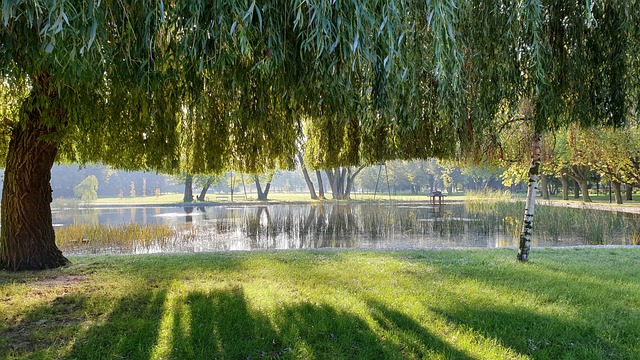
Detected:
[
  {"left": 299, "top": 0, "right": 463, "bottom": 198},
  {"left": 0, "top": 0, "right": 185, "bottom": 270},
  {"left": 0, "top": 0, "right": 414, "bottom": 270}
]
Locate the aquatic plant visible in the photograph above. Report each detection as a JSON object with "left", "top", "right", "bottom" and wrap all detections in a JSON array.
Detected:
[{"left": 55, "top": 224, "right": 193, "bottom": 254}]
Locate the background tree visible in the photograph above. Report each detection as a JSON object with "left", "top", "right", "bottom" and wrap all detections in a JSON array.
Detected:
[
  {"left": 183, "top": 174, "right": 194, "bottom": 203},
  {"left": 254, "top": 172, "right": 275, "bottom": 201},
  {"left": 297, "top": 153, "right": 318, "bottom": 200},
  {"left": 72, "top": 175, "right": 99, "bottom": 201},
  {"left": 195, "top": 175, "right": 223, "bottom": 202}
]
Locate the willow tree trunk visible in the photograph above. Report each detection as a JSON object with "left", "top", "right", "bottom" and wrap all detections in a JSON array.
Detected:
[
  {"left": 344, "top": 166, "right": 364, "bottom": 199},
  {"left": 297, "top": 154, "right": 317, "bottom": 199},
  {"left": 625, "top": 184, "right": 633, "bottom": 201},
  {"left": 316, "top": 171, "right": 325, "bottom": 199},
  {"left": 517, "top": 134, "right": 541, "bottom": 262},
  {"left": 183, "top": 174, "right": 193, "bottom": 203},
  {"left": 540, "top": 174, "right": 550, "bottom": 200},
  {"left": 326, "top": 169, "right": 346, "bottom": 199},
  {"left": 326, "top": 167, "right": 359, "bottom": 200},
  {"left": 197, "top": 178, "right": 214, "bottom": 202},
  {"left": 254, "top": 174, "right": 272, "bottom": 201},
  {"left": 0, "top": 92, "right": 69, "bottom": 270}
]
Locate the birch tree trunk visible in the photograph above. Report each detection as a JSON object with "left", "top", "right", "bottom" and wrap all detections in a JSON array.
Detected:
[{"left": 517, "top": 134, "right": 541, "bottom": 262}]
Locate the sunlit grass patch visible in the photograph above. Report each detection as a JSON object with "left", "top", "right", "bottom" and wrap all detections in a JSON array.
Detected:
[{"left": 1, "top": 248, "right": 639, "bottom": 359}]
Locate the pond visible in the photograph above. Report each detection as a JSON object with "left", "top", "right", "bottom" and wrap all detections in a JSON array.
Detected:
[{"left": 53, "top": 201, "right": 640, "bottom": 255}]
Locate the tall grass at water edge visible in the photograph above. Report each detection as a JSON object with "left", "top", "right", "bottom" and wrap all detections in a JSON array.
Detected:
[
  {"left": 465, "top": 198, "right": 640, "bottom": 245},
  {"left": 55, "top": 224, "right": 198, "bottom": 253}
]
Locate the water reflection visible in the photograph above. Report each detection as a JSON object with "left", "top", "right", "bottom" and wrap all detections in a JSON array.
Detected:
[
  {"left": 184, "top": 206, "right": 194, "bottom": 223},
  {"left": 54, "top": 202, "right": 640, "bottom": 255}
]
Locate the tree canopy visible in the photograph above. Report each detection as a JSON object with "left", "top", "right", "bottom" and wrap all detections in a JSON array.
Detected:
[{"left": 3, "top": 1, "right": 640, "bottom": 171}]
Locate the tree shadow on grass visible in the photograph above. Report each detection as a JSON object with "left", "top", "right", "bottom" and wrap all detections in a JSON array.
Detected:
[
  {"left": 63, "top": 289, "right": 167, "bottom": 359},
  {"left": 414, "top": 254, "right": 640, "bottom": 359},
  {"left": 274, "top": 302, "right": 387, "bottom": 359},
  {"left": 168, "top": 287, "right": 476, "bottom": 359},
  {"left": 365, "top": 299, "right": 474, "bottom": 359},
  {"left": 1, "top": 293, "right": 90, "bottom": 357},
  {"left": 169, "top": 287, "right": 388, "bottom": 359},
  {"left": 109, "top": 253, "right": 248, "bottom": 283},
  {"left": 432, "top": 305, "right": 621, "bottom": 360},
  {"left": 170, "top": 287, "right": 284, "bottom": 359},
  {"left": 162, "top": 286, "right": 399, "bottom": 359}
]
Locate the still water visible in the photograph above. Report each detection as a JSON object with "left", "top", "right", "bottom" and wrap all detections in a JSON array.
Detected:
[{"left": 53, "top": 202, "right": 640, "bottom": 255}]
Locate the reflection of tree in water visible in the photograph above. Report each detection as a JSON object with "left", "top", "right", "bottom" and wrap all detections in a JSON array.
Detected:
[
  {"left": 194, "top": 203, "right": 533, "bottom": 251},
  {"left": 237, "top": 204, "right": 362, "bottom": 249},
  {"left": 184, "top": 206, "right": 193, "bottom": 223},
  {"left": 53, "top": 208, "right": 100, "bottom": 226},
  {"left": 316, "top": 204, "right": 359, "bottom": 248},
  {"left": 243, "top": 206, "right": 275, "bottom": 249}
]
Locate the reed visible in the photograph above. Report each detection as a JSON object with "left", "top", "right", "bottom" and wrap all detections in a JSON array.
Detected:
[
  {"left": 464, "top": 200, "right": 640, "bottom": 245},
  {"left": 55, "top": 223, "right": 195, "bottom": 253}
]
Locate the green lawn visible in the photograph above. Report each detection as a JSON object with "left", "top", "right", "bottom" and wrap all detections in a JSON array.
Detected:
[
  {"left": 2, "top": 248, "right": 639, "bottom": 359},
  {"left": 86, "top": 192, "right": 451, "bottom": 205}
]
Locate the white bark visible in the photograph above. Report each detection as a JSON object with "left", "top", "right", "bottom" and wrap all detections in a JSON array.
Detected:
[{"left": 517, "top": 134, "right": 541, "bottom": 261}]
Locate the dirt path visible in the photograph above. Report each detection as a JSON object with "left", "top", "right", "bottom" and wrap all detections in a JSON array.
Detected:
[{"left": 537, "top": 199, "right": 640, "bottom": 214}]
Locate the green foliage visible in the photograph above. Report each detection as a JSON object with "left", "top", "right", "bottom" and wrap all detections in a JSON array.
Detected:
[
  {"left": 72, "top": 175, "right": 98, "bottom": 200},
  {"left": 500, "top": 163, "right": 529, "bottom": 188},
  {"left": 0, "top": 76, "right": 27, "bottom": 166},
  {"left": 2, "top": 0, "right": 640, "bottom": 173}
]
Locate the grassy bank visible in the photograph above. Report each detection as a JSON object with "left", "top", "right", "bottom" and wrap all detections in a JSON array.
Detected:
[
  {"left": 1, "top": 248, "right": 639, "bottom": 359},
  {"left": 83, "top": 192, "right": 468, "bottom": 206}
]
